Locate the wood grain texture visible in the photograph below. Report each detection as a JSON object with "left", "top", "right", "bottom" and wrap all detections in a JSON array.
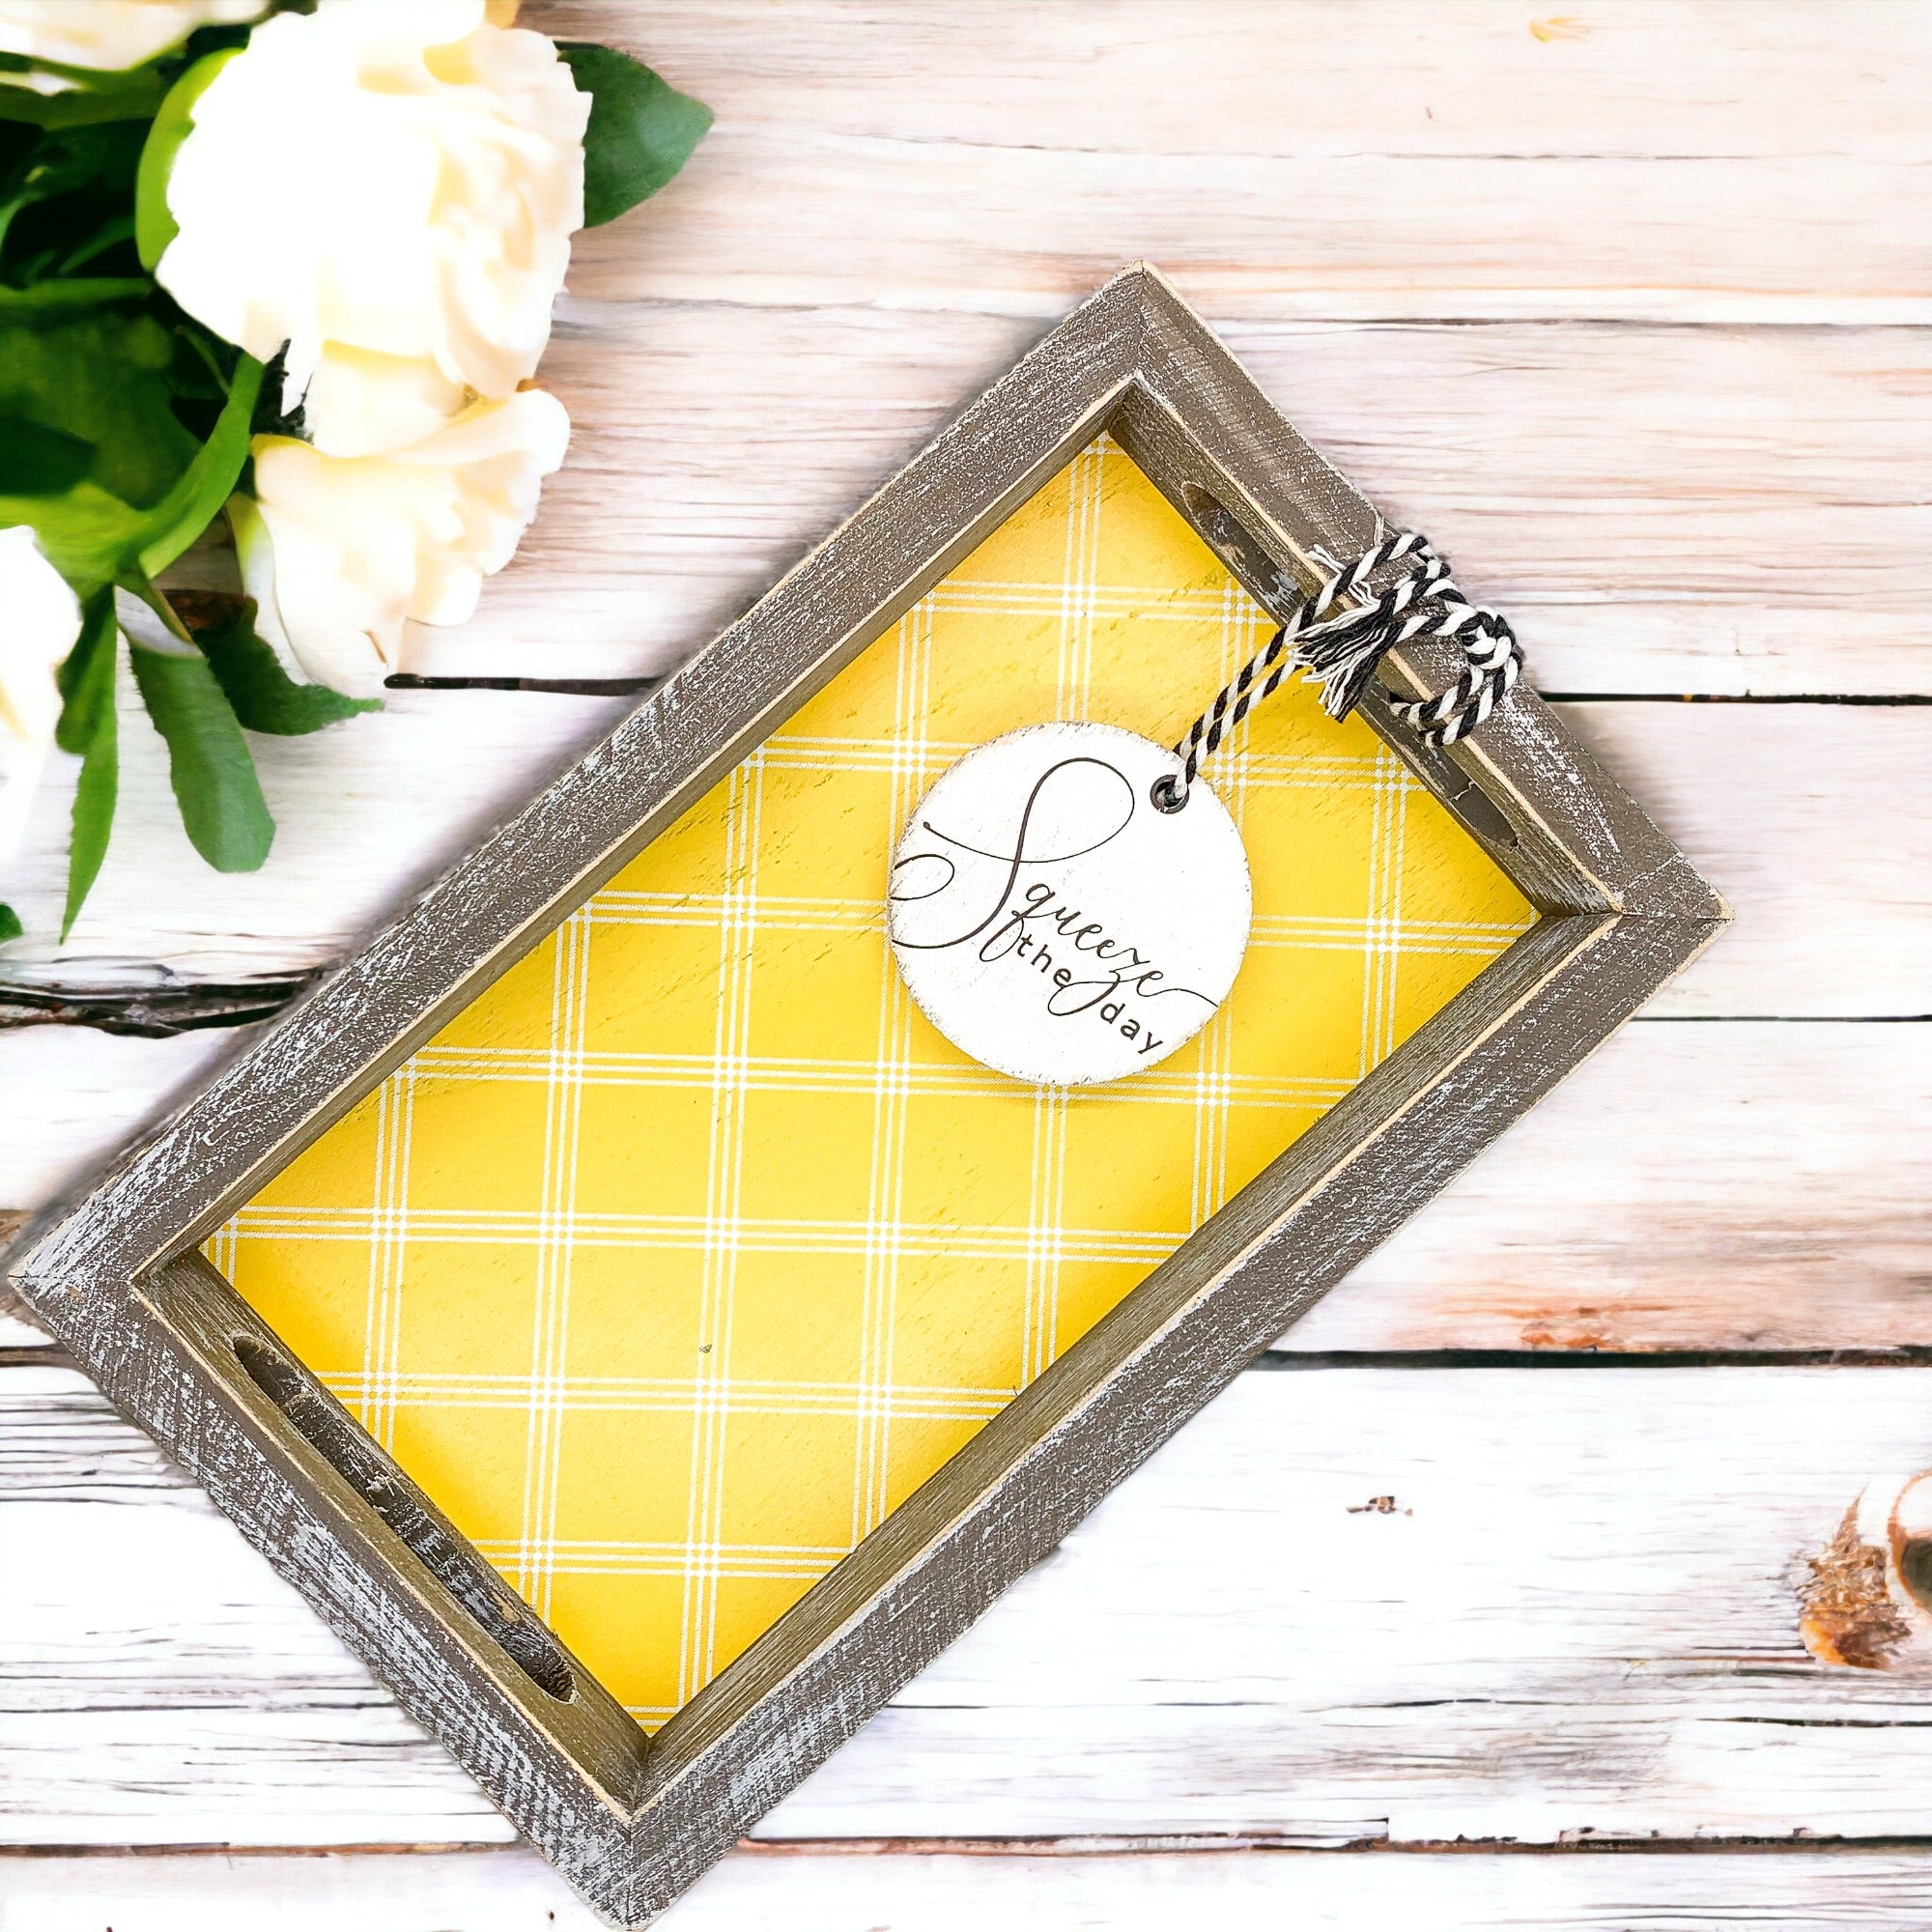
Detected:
[
  {"left": 557, "top": 0, "right": 1932, "bottom": 325},
  {"left": 0, "top": 1367, "right": 502, "bottom": 1847},
  {"left": 19, "top": 1364, "right": 1932, "bottom": 1847},
  {"left": 0, "top": 1028, "right": 241, "bottom": 1333},
  {"left": 17, "top": 1846, "right": 1932, "bottom": 1932},
  {"left": 1288, "top": 1020, "right": 1932, "bottom": 1354},
  {"left": 3, "top": 685, "right": 626, "bottom": 980},
  {"left": 302, "top": 310, "right": 1932, "bottom": 692},
  {"left": 1563, "top": 705, "right": 1930, "bottom": 1020}
]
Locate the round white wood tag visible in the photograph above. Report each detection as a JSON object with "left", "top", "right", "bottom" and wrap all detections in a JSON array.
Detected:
[{"left": 887, "top": 721, "right": 1252, "bottom": 1086}]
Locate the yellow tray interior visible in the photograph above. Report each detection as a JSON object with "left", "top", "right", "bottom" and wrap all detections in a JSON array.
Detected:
[{"left": 211, "top": 437, "right": 1533, "bottom": 1726}]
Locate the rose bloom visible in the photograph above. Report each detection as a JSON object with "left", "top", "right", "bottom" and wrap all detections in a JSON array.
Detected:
[
  {"left": 0, "top": 0, "right": 264, "bottom": 76},
  {"left": 158, "top": 0, "right": 586, "bottom": 458},
  {"left": 0, "top": 526, "right": 82, "bottom": 869},
  {"left": 239, "top": 387, "right": 570, "bottom": 697}
]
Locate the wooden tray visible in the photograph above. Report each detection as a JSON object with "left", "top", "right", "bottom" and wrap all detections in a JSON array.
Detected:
[{"left": 6, "top": 267, "right": 1725, "bottom": 1922}]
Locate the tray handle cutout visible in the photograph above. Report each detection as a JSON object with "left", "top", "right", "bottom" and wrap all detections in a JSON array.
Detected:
[{"left": 232, "top": 1332, "right": 578, "bottom": 1702}]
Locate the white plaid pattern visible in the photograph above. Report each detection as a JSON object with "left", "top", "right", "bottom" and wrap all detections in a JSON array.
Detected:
[{"left": 210, "top": 437, "right": 1533, "bottom": 1726}]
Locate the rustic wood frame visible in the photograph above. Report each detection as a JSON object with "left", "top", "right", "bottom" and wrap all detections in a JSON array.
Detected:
[{"left": 6, "top": 265, "right": 1727, "bottom": 1925}]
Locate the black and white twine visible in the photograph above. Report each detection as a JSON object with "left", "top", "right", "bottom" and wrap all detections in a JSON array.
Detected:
[{"left": 1153, "top": 530, "right": 1522, "bottom": 810}]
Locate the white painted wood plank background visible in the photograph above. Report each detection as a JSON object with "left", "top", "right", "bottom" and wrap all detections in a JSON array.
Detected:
[
  {"left": 4, "top": 3, "right": 1928, "bottom": 1925},
  {"left": 21, "top": 1845, "right": 1932, "bottom": 1932},
  {"left": 15, "top": 1366, "right": 1932, "bottom": 1848}
]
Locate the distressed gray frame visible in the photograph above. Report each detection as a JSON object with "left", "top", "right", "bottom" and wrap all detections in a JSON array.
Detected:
[{"left": 7, "top": 266, "right": 1726, "bottom": 1924}]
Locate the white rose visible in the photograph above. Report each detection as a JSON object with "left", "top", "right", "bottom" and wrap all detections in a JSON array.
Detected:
[
  {"left": 158, "top": 0, "right": 587, "bottom": 459},
  {"left": 0, "top": 1, "right": 266, "bottom": 74},
  {"left": 239, "top": 387, "right": 569, "bottom": 696},
  {"left": 0, "top": 526, "right": 83, "bottom": 869}
]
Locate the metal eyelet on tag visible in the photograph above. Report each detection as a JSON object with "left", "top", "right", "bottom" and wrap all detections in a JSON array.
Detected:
[{"left": 888, "top": 721, "right": 1253, "bottom": 1087}]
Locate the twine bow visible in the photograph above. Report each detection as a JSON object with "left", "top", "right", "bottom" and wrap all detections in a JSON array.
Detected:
[{"left": 1156, "top": 530, "right": 1523, "bottom": 810}]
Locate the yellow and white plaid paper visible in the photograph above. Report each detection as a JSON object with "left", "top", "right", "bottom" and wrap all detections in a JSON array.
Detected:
[{"left": 212, "top": 439, "right": 1533, "bottom": 1726}]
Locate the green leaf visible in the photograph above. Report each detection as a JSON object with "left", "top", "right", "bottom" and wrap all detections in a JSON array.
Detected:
[
  {"left": 558, "top": 44, "right": 711, "bottom": 227},
  {"left": 54, "top": 583, "right": 116, "bottom": 753},
  {"left": 128, "top": 636, "right": 274, "bottom": 872},
  {"left": 0, "top": 72, "right": 169, "bottom": 130},
  {"left": 194, "top": 596, "right": 381, "bottom": 735},
  {"left": 53, "top": 208, "right": 134, "bottom": 274},
  {"left": 0, "top": 289, "right": 253, "bottom": 593},
  {"left": 0, "top": 415, "right": 92, "bottom": 493},
  {"left": 135, "top": 48, "right": 236, "bottom": 270},
  {"left": 0, "top": 275, "right": 148, "bottom": 314},
  {"left": 0, "top": 117, "right": 146, "bottom": 282},
  {"left": 134, "top": 348, "right": 261, "bottom": 576},
  {"left": 0, "top": 286, "right": 194, "bottom": 586},
  {"left": 164, "top": 316, "right": 227, "bottom": 401},
  {"left": 0, "top": 902, "right": 20, "bottom": 943},
  {"left": 59, "top": 587, "right": 119, "bottom": 936},
  {"left": 64, "top": 694, "right": 119, "bottom": 936}
]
